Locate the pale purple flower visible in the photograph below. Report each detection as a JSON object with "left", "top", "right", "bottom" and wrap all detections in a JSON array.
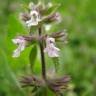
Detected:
[
  {"left": 26, "top": 10, "right": 41, "bottom": 27},
  {"left": 12, "top": 36, "right": 26, "bottom": 58},
  {"left": 44, "top": 37, "right": 60, "bottom": 57}
]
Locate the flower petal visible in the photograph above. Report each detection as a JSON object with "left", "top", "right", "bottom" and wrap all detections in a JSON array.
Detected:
[
  {"left": 12, "top": 49, "right": 20, "bottom": 58},
  {"left": 26, "top": 19, "right": 38, "bottom": 27}
]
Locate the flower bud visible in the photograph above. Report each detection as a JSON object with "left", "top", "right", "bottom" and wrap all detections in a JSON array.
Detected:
[
  {"left": 44, "top": 12, "right": 61, "bottom": 24},
  {"left": 20, "top": 75, "right": 44, "bottom": 87},
  {"left": 47, "top": 76, "right": 71, "bottom": 94},
  {"left": 51, "top": 31, "right": 68, "bottom": 43},
  {"left": 20, "top": 13, "right": 31, "bottom": 22},
  {"left": 49, "top": 12, "right": 61, "bottom": 22}
]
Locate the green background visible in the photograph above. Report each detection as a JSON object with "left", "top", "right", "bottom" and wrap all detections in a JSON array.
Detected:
[{"left": 0, "top": 0, "right": 96, "bottom": 96}]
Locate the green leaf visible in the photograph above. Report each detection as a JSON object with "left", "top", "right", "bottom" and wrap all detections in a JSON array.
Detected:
[
  {"left": 29, "top": 45, "right": 37, "bottom": 73},
  {"left": 0, "top": 49, "right": 26, "bottom": 96}
]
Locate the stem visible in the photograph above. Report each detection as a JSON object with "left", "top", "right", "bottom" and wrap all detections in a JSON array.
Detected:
[{"left": 38, "top": 27, "right": 46, "bottom": 80}]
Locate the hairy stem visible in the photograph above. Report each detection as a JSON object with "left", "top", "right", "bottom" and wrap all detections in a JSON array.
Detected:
[{"left": 38, "top": 27, "right": 46, "bottom": 80}]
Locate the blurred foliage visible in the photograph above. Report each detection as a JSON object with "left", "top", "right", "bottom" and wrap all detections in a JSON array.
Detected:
[{"left": 0, "top": 0, "right": 96, "bottom": 96}]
